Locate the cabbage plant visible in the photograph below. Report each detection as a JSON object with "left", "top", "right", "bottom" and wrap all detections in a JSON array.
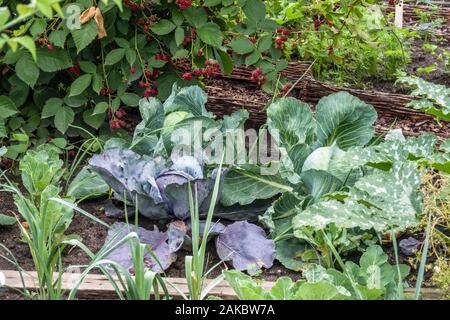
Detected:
[
  {"left": 89, "top": 149, "right": 220, "bottom": 221},
  {"left": 221, "top": 92, "right": 447, "bottom": 270},
  {"left": 88, "top": 147, "right": 275, "bottom": 274},
  {"left": 70, "top": 84, "right": 248, "bottom": 201},
  {"left": 224, "top": 245, "right": 410, "bottom": 300},
  {"left": 84, "top": 85, "right": 275, "bottom": 274},
  {"left": 87, "top": 84, "right": 250, "bottom": 220}
]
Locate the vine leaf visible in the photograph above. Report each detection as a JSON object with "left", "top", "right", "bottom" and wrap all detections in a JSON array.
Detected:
[
  {"left": 54, "top": 107, "right": 74, "bottom": 133},
  {"left": 197, "top": 22, "right": 223, "bottom": 47},
  {"left": 15, "top": 53, "right": 39, "bottom": 87},
  {"left": 69, "top": 74, "right": 92, "bottom": 97},
  {"left": 151, "top": 19, "right": 176, "bottom": 35},
  {"left": 36, "top": 48, "right": 72, "bottom": 72},
  {"left": 71, "top": 20, "right": 98, "bottom": 53}
]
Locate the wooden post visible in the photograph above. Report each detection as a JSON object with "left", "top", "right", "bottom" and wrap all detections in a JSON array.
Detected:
[{"left": 395, "top": 0, "right": 404, "bottom": 28}]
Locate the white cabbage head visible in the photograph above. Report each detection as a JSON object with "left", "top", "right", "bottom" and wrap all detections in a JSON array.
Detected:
[{"left": 302, "top": 143, "right": 346, "bottom": 173}]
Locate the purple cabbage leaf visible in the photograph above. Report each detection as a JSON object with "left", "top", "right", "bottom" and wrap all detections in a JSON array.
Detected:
[
  {"left": 103, "top": 219, "right": 275, "bottom": 275},
  {"left": 89, "top": 149, "right": 224, "bottom": 220},
  {"left": 399, "top": 237, "right": 422, "bottom": 256},
  {"left": 104, "top": 222, "right": 175, "bottom": 272},
  {"left": 216, "top": 221, "right": 276, "bottom": 274},
  {"left": 104, "top": 199, "right": 135, "bottom": 218},
  {"left": 89, "top": 148, "right": 167, "bottom": 219},
  {"left": 182, "top": 220, "right": 226, "bottom": 250},
  {"left": 167, "top": 220, "right": 188, "bottom": 253}
]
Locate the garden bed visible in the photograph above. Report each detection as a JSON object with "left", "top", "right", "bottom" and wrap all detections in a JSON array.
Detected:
[
  {"left": 0, "top": 175, "right": 441, "bottom": 300},
  {"left": 1, "top": 0, "right": 449, "bottom": 302},
  {"left": 2, "top": 53, "right": 449, "bottom": 302},
  {"left": 0, "top": 191, "right": 299, "bottom": 286},
  {"left": 0, "top": 190, "right": 301, "bottom": 281}
]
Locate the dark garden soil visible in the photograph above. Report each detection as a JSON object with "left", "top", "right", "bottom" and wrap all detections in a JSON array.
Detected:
[
  {"left": 0, "top": 291, "right": 23, "bottom": 300},
  {"left": 405, "top": 43, "right": 450, "bottom": 88},
  {"left": 368, "top": 40, "right": 450, "bottom": 93}
]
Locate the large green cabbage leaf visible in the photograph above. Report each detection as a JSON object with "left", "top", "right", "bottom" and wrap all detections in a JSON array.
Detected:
[
  {"left": 220, "top": 164, "right": 292, "bottom": 206},
  {"left": 222, "top": 92, "right": 377, "bottom": 206},
  {"left": 313, "top": 92, "right": 377, "bottom": 150},
  {"left": 292, "top": 161, "right": 421, "bottom": 233},
  {"left": 266, "top": 97, "right": 315, "bottom": 149},
  {"left": 397, "top": 75, "right": 450, "bottom": 121}
]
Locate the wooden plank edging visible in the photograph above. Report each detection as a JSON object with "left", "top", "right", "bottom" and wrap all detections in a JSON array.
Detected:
[
  {"left": 0, "top": 270, "right": 263, "bottom": 300},
  {"left": 0, "top": 270, "right": 444, "bottom": 300}
]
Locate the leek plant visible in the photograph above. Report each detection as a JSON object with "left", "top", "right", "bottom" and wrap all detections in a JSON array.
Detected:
[
  {"left": 56, "top": 199, "right": 170, "bottom": 300},
  {"left": 0, "top": 145, "right": 74, "bottom": 299},
  {"left": 167, "top": 162, "right": 226, "bottom": 300},
  {"left": 0, "top": 145, "right": 106, "bottom": 299}
]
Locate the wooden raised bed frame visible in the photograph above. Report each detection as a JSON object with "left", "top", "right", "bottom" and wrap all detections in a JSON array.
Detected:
[
  {"left": 208, "top": 63, "right": 422, "bottom": 119},
  {"left": 1, "top": 270, "right": 444, "bottom": 300}
]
